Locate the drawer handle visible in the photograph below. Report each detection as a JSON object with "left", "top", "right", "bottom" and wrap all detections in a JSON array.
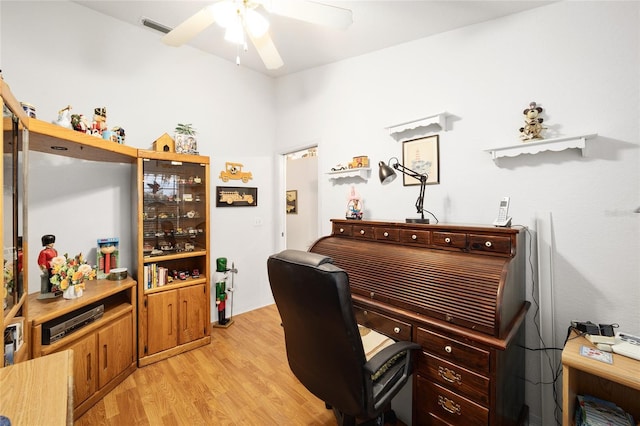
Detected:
[
  {"left": 444, "top": 345, "right": 452, "bottom": 353},
  {"left": 411, "top": 234, "right": 417, "bottom": 240},
  {"left": 369, "top": 292, "right": 375, "bottom": 298},
  {"left": 438, "top": 395, "right": 461, "bottom": 415},
  {"left": 383, "top": 232, "right": 389, "bottom": 237},
  {"left": 444, "top": 237, "right": 451, "bottom": 244},
  {"left": 485, "top": 241, "right": 492, "bottom": 248},
  {"left": 360, "top": 229, "right": 365, "bottom": 235},
  {"left": 393, "top": 327, "right": 400, "bottom": 334},
  {"left": 438, "top": 366, "right": 462, "bottom": 385},
  {"left": 339, "top": 228, "right": 345, "bottom": 233}
]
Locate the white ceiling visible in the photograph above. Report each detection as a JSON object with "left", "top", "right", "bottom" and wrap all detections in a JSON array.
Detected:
[{"left": 74, "top": 0, "right": 554, "bottom": 78}]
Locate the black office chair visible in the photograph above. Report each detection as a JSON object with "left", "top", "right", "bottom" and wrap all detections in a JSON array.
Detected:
[{"left": 267, "top": 249, "right": 420, "bottom": 426}]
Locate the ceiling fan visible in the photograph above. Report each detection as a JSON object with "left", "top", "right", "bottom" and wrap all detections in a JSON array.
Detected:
[{"left": 162, "top": 0, "right": 353, "bottom": 70}]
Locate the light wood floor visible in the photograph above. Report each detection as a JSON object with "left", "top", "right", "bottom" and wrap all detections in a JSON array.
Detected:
[{"left": 75, "top": 304, "right": 344, "bottom": 425}]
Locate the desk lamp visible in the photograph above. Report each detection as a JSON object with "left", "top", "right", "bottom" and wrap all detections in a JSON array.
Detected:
[{"left": 379, "top": 158, "right": 429, "bottom": 224}]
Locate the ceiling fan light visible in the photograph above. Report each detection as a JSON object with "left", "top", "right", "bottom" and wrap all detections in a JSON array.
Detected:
[
  {"left": 224, "top": 20, "right": 245, "bottom": 45},
  {"left": 212, "top": 1, "right": 237, "bottom": 28},
  {"left": 245, "top": 9, "right": 269, "bottom": 37}
]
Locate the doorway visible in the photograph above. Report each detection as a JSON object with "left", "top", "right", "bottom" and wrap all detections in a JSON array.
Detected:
[{"left": 284, "top": 147, "right": 318, "bottom": 250}]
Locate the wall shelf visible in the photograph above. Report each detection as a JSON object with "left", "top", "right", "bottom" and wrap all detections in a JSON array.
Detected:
[
  {"left": 385, "top": 112, "right": 449, "bottom": 142},
  {"left": 484, "top": 133, "right": 598, "bottom": 162},
  {"left": 327, "top": 168, "right": 371, "bottom": 181}
]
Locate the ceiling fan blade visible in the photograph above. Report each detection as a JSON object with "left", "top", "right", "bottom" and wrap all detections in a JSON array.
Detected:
[
  {"left": 249, "top": 32, "right": 284, "bottom": 70},
  {"left": 264, "top": 0, "right": 352, "bottom": 29},
  {"left": 162, "top": 5, "right": 217, "bottom": 47}
]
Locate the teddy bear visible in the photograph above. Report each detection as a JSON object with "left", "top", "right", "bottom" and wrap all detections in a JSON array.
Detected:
[{"left": 519, "top": 101, "right": 545, "bottom": 141}]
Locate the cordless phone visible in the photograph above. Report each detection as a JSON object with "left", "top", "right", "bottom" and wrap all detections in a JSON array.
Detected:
[{"left": 493, "top": 197, "right": 512, "bottom": 227}]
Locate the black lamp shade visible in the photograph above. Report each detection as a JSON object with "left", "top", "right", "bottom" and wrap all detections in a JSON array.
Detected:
[{"left": 378, "top": 161, "right": 397, "bottom": 185}]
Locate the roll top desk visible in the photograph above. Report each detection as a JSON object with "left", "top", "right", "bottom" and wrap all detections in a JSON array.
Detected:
[{"left": 310, "top": 220, "right": 529, "bottom": 425}]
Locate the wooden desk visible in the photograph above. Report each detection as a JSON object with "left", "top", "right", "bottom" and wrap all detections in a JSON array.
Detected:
[
  {"left": 0, "top": 350, "right": 73, "bottom": 425},
  {"left": 562, "top": 332, "right": 640, "bottom": 425}
]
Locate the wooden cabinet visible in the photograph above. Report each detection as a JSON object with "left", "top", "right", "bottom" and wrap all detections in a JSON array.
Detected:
[
  {"left": 136, "top": 150, "right": 211, "bottom": 366},
  {"left": 311, "top": 220, "right": 529, "bottom": 425},
  {"left": 2, "top": 79, "right": 29, "bottom": 367},
  {"left": 28, "top": 278, "right": 137, "bottom": 418},
  {"left": 562, "top": 332, "right": 640, "bottom": 425}
]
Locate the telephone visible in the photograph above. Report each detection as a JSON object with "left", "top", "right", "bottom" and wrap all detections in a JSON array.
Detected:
[{"left": 493, "top": 197, "right": 512, "bottom": 227}]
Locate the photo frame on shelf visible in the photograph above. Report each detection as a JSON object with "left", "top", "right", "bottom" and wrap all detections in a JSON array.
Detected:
[
  {"left": 216, "top": 186, "right": 257, "bottom": 207},
  {"left": 402, "top": 135, "right": 439, "bottom": 186},
  {"left": 286, "top": 190, "right": 297, "bottom": 214}
]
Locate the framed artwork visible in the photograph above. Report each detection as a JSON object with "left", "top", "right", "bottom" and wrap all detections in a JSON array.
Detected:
[
  {"left": 402, "top": 135, "right": 439, "bottom": 186},
  {"left": 286, "top": 190, "right": 297, "bottom": 214},
  {"left": 216, "top": 186, "right": 257, "bottom": 207}
]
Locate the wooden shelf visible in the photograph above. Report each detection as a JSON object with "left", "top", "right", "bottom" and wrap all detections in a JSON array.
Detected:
[
  {"left": 385, "top": 112, "right": 449, "bottom": 142},
  {"left": 484, "top": 134, "right": 598, "bottom": 162}
]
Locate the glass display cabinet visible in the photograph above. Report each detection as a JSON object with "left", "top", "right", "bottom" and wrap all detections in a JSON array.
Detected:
[{"left": 136, "top": 150, "right": 211, "bottom": 366}]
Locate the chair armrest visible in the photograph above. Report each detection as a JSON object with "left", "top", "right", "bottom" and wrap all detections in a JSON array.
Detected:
[{"left": 364, "top": 341, "right": 421, "bottom": 377}]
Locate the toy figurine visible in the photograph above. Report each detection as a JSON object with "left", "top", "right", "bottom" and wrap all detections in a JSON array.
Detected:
[
  {"left": 91, "top": 107, "right": 108, "bottom": 137},
  {"left": 346, "top": 185, "right": 364, "bottom": 220},
  {"left": 214, "top": 257, "right": 228, "bottom": 326},
  {"left": 52, "top": 105, "right": 72, "bottom": 129},
  {"left": 519, "top": 101, "right": 546, "bottom": 141},
  {"left": 38, "top": 234, "right": 58, "bottom": 294},
  {"left": 71, "top": 114, "right": 90, "bottom": 133}
]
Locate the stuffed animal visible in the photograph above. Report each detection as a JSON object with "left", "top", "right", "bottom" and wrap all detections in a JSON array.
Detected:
[{"left": 519, "top": 101, "right": 545, "bottom": 140}]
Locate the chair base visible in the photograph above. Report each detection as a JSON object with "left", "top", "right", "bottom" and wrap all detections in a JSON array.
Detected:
[{"left": 327, "top": 404, "right": 398, "bottom": 426}]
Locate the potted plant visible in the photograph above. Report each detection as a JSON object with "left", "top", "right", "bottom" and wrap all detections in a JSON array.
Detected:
[{"left": 174, "top": 123, "right": 198, "bottom": 155}]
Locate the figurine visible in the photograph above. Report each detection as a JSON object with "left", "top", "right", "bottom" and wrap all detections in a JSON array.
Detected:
[
  {"left": 519, "top": 101, "right": 546, "bottom": 141},
  {"left": 346, "top": 185, "right": 363, "bottom": 220},
  {"left": 52, "top": 105, "right": 72, "bottom": 129},
  {"left": 38, "top": 234, "right": 58, "bottom": 294},
  {"left": 214, "top": 257, "right": 228, "bottom": 326},
  {"left": 91, "top": 107, "right": 108, "bottom": 137},
  {"left": 71, "top": 114, "right": 90, "bottom": 133}
]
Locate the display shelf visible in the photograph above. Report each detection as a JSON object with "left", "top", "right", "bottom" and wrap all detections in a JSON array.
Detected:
[
  {"left": 327, "top": 167, "right": 371, "bottom": 181},
  {"left": 485, "top": 133, "right": 598, "bottom": 161},
  {"left": 385, "top": 112, "right": 449, "bottom": 142}
]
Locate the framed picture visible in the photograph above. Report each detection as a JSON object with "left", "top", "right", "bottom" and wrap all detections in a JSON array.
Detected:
[
  {"left": 402, "top": 135, "right": 439, "bottom": 186},
  {"left": 216, "top": 186, "right": 257, "bottom": 207},
  {"left": 286, "top": 190, "right": 297, "bottom": 214}
]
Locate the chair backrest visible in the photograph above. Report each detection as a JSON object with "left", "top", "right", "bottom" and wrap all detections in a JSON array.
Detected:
[{"left": 267, "top": 249, "right": 367, "bottom": 416}]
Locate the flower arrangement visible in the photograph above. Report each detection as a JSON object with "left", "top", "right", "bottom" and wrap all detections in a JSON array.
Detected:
[{"left": 49, "top": 253, "right": 96, "bottom": 292}]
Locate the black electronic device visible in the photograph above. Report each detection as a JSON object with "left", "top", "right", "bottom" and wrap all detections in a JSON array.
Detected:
[{"left": 42, "top": 303, "right": 104, "bottom": 344}]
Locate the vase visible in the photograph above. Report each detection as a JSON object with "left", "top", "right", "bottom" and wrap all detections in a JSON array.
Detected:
[{"left": 63, "top": 285, "right": 83, "bottom": 299}]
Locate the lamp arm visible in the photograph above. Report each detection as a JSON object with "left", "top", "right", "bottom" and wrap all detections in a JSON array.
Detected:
[{"left": 392, "top": 163, "right": 427, "bottom": 218}]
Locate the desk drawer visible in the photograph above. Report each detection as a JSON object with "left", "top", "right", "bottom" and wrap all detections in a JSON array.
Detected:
[
  {"left": 354, "top": 307, "right": 412, "bottom": 341},
  {"left": 416, "top": 377, "right": 488, "bottom": 425},
  {"left": 432, "top": 232, "right": 467, "bottom": 249},
  {"left": 416, "top": 328, "right": 490, "bottom": 374},
  {"left": 417, "top": 352, "right": 489, "bottom": 405},
  {"left": 333, "top": 223, "right": 353, "bottom": 236},
  {"left": 374, "top": 227, "right": 400, "bottom": 242},
  {"left": 468, "top": 234, "right": 511, "bottom": 255},
  {"left": 399, "top": 229, "right": 430, "bottom": 245},
  {"left": 352, "top": 225, "right": 375, "bottom": 239}
]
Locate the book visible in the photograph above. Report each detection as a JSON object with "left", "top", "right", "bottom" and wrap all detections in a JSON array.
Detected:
[{"left": 575, "top": 394, "right": 635, "bottom": 426}]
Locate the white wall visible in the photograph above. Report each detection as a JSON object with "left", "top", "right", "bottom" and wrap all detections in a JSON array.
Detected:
[
  {"left": 275, "top": 2, "right": 639, "bottom": 423},
  {"left": 286, "top": 154, "right": 318, "bottom": 250},
  {"left": 2, "top": 1, "right": 639, "bottom": 423},
  {"left": 1, "top": 1, "right": 277, "bottom": 316}
]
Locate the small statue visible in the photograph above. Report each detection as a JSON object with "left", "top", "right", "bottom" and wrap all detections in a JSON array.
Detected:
[
  {"left": 38, "top": 234, "right": 58, "bottom": 294},
  {"left": 519, "top": 101, "right": 546, "bottom": 141},
  {"left": 346, "top": 185, "right": 364, "bottom": 220},
  {"left": 91, "top": 107, "right": 108, "bottom": 137},
  {"left": 52, "top": 105, "right": 72, "bottom": 129},
  {"left": 71, "top": 114, "right": 90, "bottom": 133}
]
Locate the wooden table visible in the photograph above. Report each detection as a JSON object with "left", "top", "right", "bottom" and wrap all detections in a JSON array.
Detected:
[
  {"left": 0, "top": 350, "right": 73, "bottom": 425},
  {"left": 562, "top": 332, "right": 640, "bottom": 425}
]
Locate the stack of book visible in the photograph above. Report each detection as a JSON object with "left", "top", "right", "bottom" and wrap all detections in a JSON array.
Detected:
[{"left": 575, "top": 395, "right": 635, "bottom": 426}]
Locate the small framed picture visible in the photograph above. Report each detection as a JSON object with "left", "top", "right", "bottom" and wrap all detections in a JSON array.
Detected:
[
  {"left": 286, "top": 190, "right": 297, "bottom": 214},
  {"left": 216, "top": 186, "right": 257, "bottom": 207},
  {"left": 402, "top": 135, "right": 439, "bottom": 186}
]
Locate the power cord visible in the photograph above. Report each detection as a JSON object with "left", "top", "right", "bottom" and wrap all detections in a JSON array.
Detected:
[{"left": 517, "top": 226, "right": 564, "bottom": 426}]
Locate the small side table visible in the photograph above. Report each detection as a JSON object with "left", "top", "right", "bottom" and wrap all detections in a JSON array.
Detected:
[
  {"left": 0, "top": 350, "right": 73, "bottom": 425},
  {"left": 562, "top": 332, "right": 640, "bottom": 425}
]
